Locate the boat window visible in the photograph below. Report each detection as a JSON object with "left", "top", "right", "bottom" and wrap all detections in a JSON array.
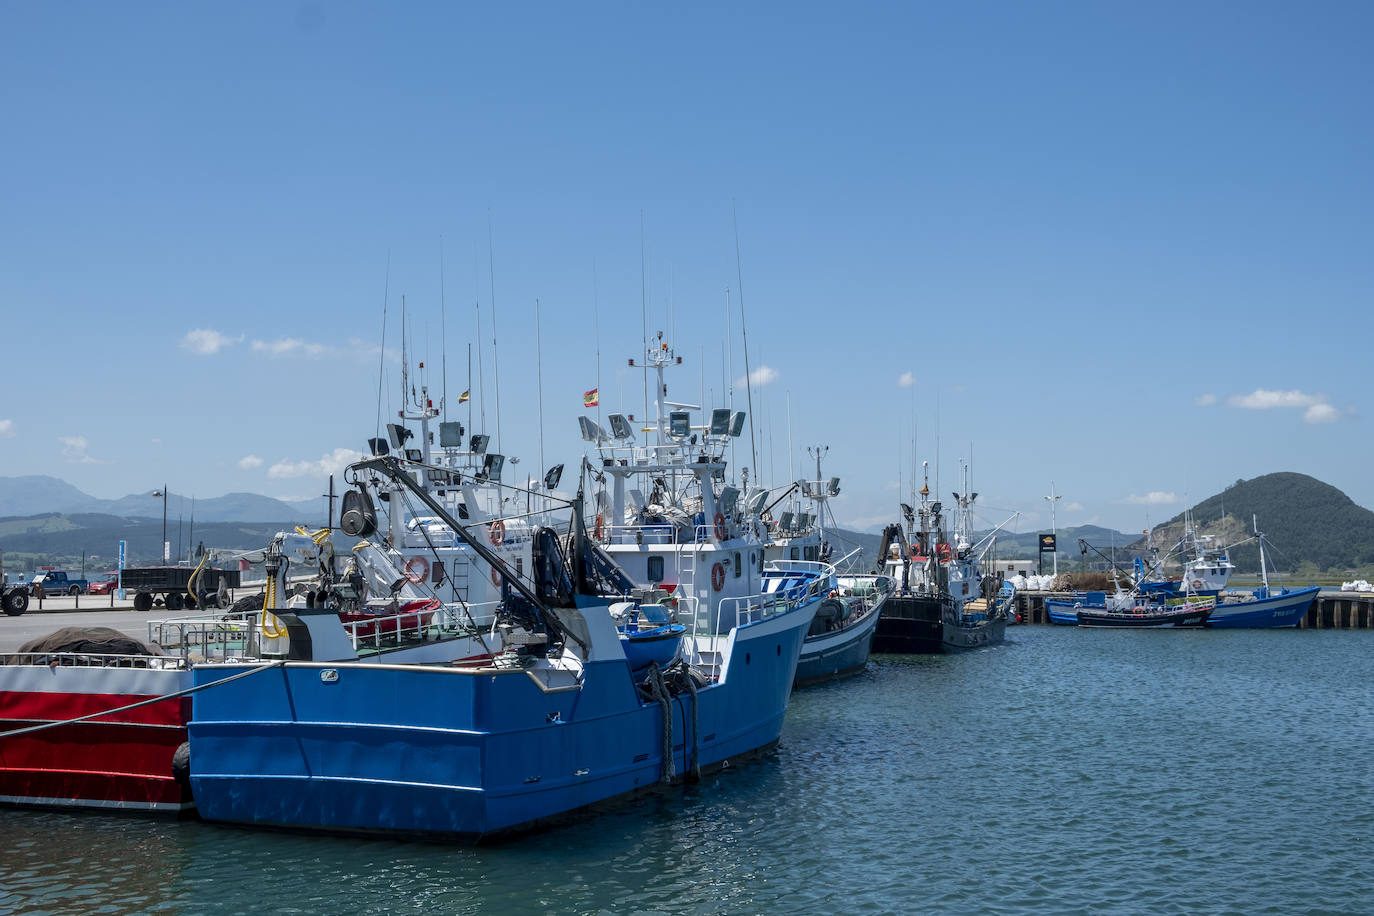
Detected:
[
  {"left": 647, "top": 556, "right": 664, "bottom": 583},
  {"left": 790, "top": 548, "right": 799, "bottom": 560},
  {"left": 735, "top": 552, "right": 742, "bottom": 578}
]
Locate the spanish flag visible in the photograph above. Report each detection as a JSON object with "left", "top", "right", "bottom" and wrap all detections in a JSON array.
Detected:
[
  {"left": 583, "top": 388, "right": 599, "bottom": 407},
  {"left": 458, "top": 389, "right": 470, "bottom": 403}
]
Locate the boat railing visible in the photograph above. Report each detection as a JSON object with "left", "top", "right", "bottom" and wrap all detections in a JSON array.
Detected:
[
  {"left": 341, "top": 600, "right": 492, "bottom": 652},
  {"left": 713, "top": 574, "right": 825, "bottom": 632},
  {"left": 594, "top": 442, "right": 724, "bottom": 468},
  {"left": 0, "top": 651, "right": 188, "bottom": 669},
  {"left": 597, "top": 522, "right": 704, "bottom": 546},
  {"left": 148, "top": 612, "right": 259, "bottom": 661}
]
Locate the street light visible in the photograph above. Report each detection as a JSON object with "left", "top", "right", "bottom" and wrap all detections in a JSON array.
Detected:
[
  {"left": 1044, "top": 482, "right": 1063, "bottom": 578},
  {"left": 152, "top": 487, "right": 168, "bottom": 564}
]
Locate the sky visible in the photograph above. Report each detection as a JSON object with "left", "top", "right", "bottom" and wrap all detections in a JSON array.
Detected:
[{"left": 2, "top": 1, "right": 1371, "bottom": 537}]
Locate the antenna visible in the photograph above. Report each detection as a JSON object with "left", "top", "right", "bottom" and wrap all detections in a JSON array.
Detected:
[
  {"left": 487, "top": 212, "right": 503, "bottom": 453},
  {"left": 733, "top": 202, "right": 760, "bottom": 484},
  {"left": 440, "top": 236, "right": 448, "bottom": 421},
  {"left": 374, "top": 252, "right": 390, "bottom": 440},
  {"left": 640, "top": 211, "right": 649, "bottom": 426},
  {"left": 592, "top": 258, "right": 602, "bottom": 426},
  {"left": 535, "top": 298, "right": 545, "bottom": 494}
]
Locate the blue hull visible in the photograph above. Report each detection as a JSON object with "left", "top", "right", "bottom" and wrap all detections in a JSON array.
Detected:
[
  {"left": 1207, "top": 587, "right": 1319, "bottom": 628},
  {"left": 1045, "top": 601, "right": 1080, "bottom": 625},
  {"left": 188, "top": 604, "right": 815, "bottom": 840}
]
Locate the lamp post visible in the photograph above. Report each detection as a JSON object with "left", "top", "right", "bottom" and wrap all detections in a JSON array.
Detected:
[
  {"left": 152, "top": 487, "right": 168, "bottom": 564},
  {"left": 1044, "top": 482, "right": 1063, "bottom": 578}
]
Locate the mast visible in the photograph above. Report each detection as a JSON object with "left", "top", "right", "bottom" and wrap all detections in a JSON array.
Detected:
[
  {"left": 439, "top": 236, "right": 448, "bottom": 421},
  {"left": 487, "top": 212, "right": 503, "bottom": 453},
  {"left": 536, "top": 299, "right": 546, "bottom": 491}
]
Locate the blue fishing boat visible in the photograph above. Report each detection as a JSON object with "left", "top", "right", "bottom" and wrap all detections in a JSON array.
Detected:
[{"left": 186, "top": 455, "right": 825, "bottom": 841}]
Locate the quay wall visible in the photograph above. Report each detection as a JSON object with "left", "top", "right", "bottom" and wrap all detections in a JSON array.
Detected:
[{"left": 1014, "top": 590, "right": 1374, "bottom": 629}]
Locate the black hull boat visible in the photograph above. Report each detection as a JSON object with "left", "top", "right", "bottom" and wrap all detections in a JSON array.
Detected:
[
  {"left": 871, "top": 595, "right": 944, "bottom": 653},
  {"left": 1074, "top": 606, "right": 1212, "bottom": 628}
]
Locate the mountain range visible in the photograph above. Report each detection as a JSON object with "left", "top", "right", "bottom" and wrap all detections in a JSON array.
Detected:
[{"left": 0, "top": 476, "right": 315, "bottom": 523}]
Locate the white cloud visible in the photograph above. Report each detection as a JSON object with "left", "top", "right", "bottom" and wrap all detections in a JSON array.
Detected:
[
  {"left": 267, "top": 447, "right": 366, "bottom": 480},
  {"left": 252, "top": 338, "right": 330, "bottom": 358},
  {"left": 58, "top": 435, "right": 99, "bottom": 464},
  {"left": 1227, "top": 388, "right": 1324, "bottom": 410},
  {"left": 1064, "top": 501, "right": 1085, "bottom": 512},
  {"left": 734, "top": 365, "right": 778, "bottom": 387},
  {"left": 238, "top": 454, "right": 264, "bottom": 470},
  {"left": 0, "top": 419, "right": 14, "bottom": 438},
  {"left": 1224, "top": 388, "right": 1347, "bottom": 425},
  {"left": 1303, "top": 403, "right": 1340, "bottom": 424},
  {"left": 898, "top": 371, "right": 915, "bottom": 388},
  {"left": 1125, "top": 491, "right": 1178, "bottom": 505},
  {"left": 1194, "top": 393, "right": 1216, "bottom": 406},
  {"left": 181, "top": 328, "right": 243, "bottom": 355}
]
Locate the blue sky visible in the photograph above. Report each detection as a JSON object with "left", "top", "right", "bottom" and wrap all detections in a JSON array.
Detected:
[{"left": 2, "top": 1, "right": 1370, "bottom": 536}]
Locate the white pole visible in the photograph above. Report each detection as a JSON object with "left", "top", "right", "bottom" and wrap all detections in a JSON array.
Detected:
[{"left": 1045, "top": 482, "right": 1063, "bottom": 577}]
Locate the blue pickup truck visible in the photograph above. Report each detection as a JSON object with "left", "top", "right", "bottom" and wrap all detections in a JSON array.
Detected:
[{"left": 30, "top": 569, "right": 89, "bottom": 596}]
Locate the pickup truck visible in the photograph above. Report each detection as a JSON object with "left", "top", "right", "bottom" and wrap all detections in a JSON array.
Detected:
[{"left": 30, "top": 570, "right": 89, "bottom": 596}]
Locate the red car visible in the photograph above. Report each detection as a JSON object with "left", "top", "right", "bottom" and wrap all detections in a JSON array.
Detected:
[{"left": 87, "top": 574, "right": 120, "bottom": 596}]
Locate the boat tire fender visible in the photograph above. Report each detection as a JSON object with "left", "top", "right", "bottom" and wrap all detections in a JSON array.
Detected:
[{"left": 172, "top": 741, "right": 192, "bottom": 795}]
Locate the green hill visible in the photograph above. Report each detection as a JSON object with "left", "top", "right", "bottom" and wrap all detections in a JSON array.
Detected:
[{"left": 1147, "top": 473, "right": 1374, "bottom": 574}]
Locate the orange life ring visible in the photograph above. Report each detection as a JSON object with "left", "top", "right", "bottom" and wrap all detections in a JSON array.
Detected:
[
  {"left": 491, "top": 565, "right": 502, "bottom": 587},
  {"left": 713, "top": 512, "right": 727, "bottom": 541},
  {"left": 489, "top": 519, "right": 506, "bottom": 545},
  {"left": 1191, "top": 579, "right": 1203, "bottom": 590},
  {"left": 404, "top": 556, "right": 429, "bottom": 583},
  {"left": 711, "top": 562, "right": 725, "bottom": 591},
  {"left": 594, "top": 513, "right": 605, "bottom": 541}
]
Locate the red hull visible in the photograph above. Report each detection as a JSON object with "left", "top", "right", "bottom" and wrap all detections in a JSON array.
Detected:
[{"left": 0, "top": 685, "right": 193, "bottom": 812}]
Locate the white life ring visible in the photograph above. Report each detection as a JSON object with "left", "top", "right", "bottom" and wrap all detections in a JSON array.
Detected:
[
  {"left": 491, "top": 565, "right": 502, "bottom": 587},
  {"left": 489, "top": 519, "right": 506, "bottom": 545},
  {"left": 404, "top": 556, "right": 429, "bottom": 583}
]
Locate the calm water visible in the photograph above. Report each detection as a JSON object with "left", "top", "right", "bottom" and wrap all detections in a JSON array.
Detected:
[{"left": 4, "top": 627, "right": 1373, "bottom": 914}]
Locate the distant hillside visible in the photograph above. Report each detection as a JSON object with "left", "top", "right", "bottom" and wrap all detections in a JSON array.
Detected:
[
  {"left": 0, "top": 476, "right": 314, "bottom": 523},
  {"left": 1144, "top": 472, "right": 1374, "bottom": 573},
  {"left": 822, "top": 523, "right": 1139, "bottom": 572},
  {"left": 0, "top": 513, "right": 316, "bottom": 570}
]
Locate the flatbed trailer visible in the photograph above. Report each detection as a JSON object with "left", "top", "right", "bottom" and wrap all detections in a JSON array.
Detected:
[{"left": 119, "top": 566, "right": 241, "bottom": 612}]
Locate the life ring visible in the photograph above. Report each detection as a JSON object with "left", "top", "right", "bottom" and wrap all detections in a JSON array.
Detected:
[
  {"left": 1191, "top": 579, "right": 1203, "bottom": 590},
  {"left": 594, "top": 513, "right": 605, "bottom": 541},
  {"left": 489, "top": 519, "right": 506, "bottom": 545},
  {"left": 404, "top": 556, "right": 429, "bottom": 583},
  {"left": 713, "top": 512, "right": 728, "bottom": 541},
  {"left": 711, "top": 562, "right": 725, "bottom": 591},
  {"left": 491, "top": 566, "right": 503, "bottom": 587}
]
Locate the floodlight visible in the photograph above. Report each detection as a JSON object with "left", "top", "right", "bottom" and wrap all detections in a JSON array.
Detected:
[
  {"left": 900, "top": 502, "right": 914, "bottom": 519},
  {"left": 829, "top": 477, "right": 841, "bottom": 496},
  {"left": 746, "top": 490, "right": 768, "bottom": 514},
  {"left": 669, "top": 411, "right": 690, "bottom": 438},
  {"left": 780, "top": 511, "right": 795, "bottom": 530},
  {"left": 404, "top": 448, "right": 423, "bottom": 462},
  {"left": 543, "top": 463, "right": 564, "bottom": 491},
  {"left": 608, "top": 414, "right": 633, "bottom": 440},
  {"left": 797, "top": 512, "right": 812, "bottom": 530},
  {"left": 439, "top": 421, "right": 464, "bottom": 448},
  {"left": 470, "top": 434, "right": 490, "bottom": 455},
  {"left": 483, "top": 453, "right": 504, "bottom": 482},
  {"left": 386, "top": 423, "right": 412, "bottom": 450},
  {"left": 709, "top": 408, "right": 731, "bottom": 436},
  {"left": 719, "top": 486, "right": 740, "bottom": 516},
  {"left": 367, "top": 437, "right": 389, "bottom": 457},
  {"left": 729, "top": 411, "right": 746, "bottom": 437},
  {"left": 577, "top": 416, "right": 601, "bottom": 442}
]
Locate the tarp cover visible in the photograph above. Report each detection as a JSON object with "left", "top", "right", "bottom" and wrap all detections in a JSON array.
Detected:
[{"left": 12, "top": 626, "right": 165, "bottom": 660}]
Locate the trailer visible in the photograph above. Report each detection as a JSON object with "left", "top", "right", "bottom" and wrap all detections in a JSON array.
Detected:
[
  {"left": 119, "top": 565, "right": 241, "bottom": 612},
  {"left": 0, "top": 551, "right": 30, "bottom": 616}
]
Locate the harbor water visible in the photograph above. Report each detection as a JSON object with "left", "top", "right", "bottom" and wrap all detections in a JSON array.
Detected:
[{"left": 4, "top": 627, "right": 1373, "bottom": 914}]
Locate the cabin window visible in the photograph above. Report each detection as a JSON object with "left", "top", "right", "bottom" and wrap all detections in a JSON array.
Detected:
[
  {"left": 734, "top": 552, "right": 742, "bottom": 578},
  {"left": 647, "top": 556, "right": 664, "bottom": 583},
  {"left": 805, "top": 546, "right": 819, "bottom": 562},
  {"left": 790, "top": 548, "right": 800, "bottom": 560},
  {"left": 516, "top": 558, "right": 524, "bottom": 578}
]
